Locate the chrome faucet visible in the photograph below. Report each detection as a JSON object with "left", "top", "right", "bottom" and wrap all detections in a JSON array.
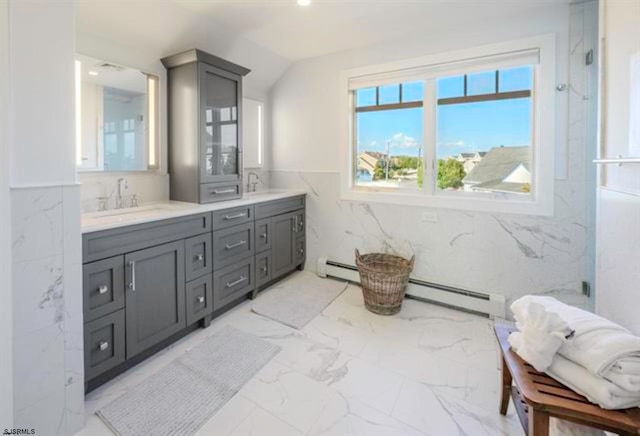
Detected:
[
  {"left": 247, "top": 172, "right": 259, "bottom": 192},
  {"left": 115, "top": 177, "right": 128, "bottom": 209}
]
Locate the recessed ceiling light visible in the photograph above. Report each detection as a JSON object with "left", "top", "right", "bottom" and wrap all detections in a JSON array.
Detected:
[
  {"left": 297, "top": 0, "right": 311, "bottom": 6},
  {"left": 88, "top": 71, "right": 99, "bottom": 76}
]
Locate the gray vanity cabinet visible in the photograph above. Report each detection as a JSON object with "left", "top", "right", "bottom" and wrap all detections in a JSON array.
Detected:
[
  {"left": 83, "top": 196, "right": 305, "bottom": 391},
  {"left": 271, "top": 212, "right": 297, "bottom": 278},
  {"left": 270, "top": 209, "right": 306, "bottom": 279},
  {"left": 162, "top": 49, "right": 250, "bottom": 204},
  {"left": 124, "top": 240, "right": 186, "bottom": 358}
]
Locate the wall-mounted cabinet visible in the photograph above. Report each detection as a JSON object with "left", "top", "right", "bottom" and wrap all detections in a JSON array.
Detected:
[{"left": 162, "top": 49, "right": 251, "bottom": 204}]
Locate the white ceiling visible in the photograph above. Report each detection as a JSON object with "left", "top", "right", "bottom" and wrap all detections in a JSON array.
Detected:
[
  {"left": 172, "top": 0, "right": 568, "bottom": 61},
  {"left": 76, "top": 0, "right": 568, "bottom": 92}
]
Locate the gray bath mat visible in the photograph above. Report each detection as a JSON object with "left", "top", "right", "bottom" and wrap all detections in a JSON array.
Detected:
[
  {"left": 96, "top": 326, "right": 280, "bottom": 436},
  {"left": 252, "top": 271, "right": 349, "bottom": 329}
]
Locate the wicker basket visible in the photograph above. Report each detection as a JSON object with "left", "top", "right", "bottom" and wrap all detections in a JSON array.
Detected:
[{"left": 355, "top": 249, "right": 415, "bottom": 316}]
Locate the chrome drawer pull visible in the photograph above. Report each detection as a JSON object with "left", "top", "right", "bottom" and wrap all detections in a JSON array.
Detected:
[
  {"left": 224, "top": 212, "right": 246, "bottom": 220},
  {"left": 226, "top": 276, "right": 247, "bottom": 288},
  {"left": 128, "top": 260, "right": 136, "bottom": 292},
  {"left": 225, "top": 240, "right": 246, "bottom": 250},
  {"left": 212, "top": 188, "right": 236, "bottom": 195},
  {"left": 99, "top": 341, "right": 109, "bottom": 351},
  {"left": 195, "top": 253, "right": 205, "bottom": 261},
  {"left": 197, "top": 296, "right": 205, "bottom": 304},
  {"left": 98, "top": 285, "right": 109, "bottom": 295},
  {"left": 259, "top": 233, "right": 267, "bottom": 239}
]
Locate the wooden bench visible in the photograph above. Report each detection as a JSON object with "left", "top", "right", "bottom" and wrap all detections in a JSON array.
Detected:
[{"left": 495, "top": 324, "right": 640, "bottom": 436}]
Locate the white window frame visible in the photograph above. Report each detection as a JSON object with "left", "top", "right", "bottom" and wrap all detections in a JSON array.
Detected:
[{"left": 339, "top": 34, "right": 556, "bottom": 216}]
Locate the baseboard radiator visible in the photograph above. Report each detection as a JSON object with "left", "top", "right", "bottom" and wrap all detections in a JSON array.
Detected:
[{"left": 317, "top": 257, "right": 506, "bottom": 319}]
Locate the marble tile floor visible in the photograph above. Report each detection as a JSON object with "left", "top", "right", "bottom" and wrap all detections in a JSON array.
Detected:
[{"left": 79, "top": 278, "right": 523, "bottom": 436}]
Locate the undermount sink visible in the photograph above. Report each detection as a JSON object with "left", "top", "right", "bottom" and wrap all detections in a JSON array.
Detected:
[
  {"left": 244, "top": 189, "right": 288, "bottom": 197},
  {"left": 95, "top": 206, "right": 175, "bottom": 218},
  {"left": 82, "top": 203, "right": 195, "bottom": 227}
]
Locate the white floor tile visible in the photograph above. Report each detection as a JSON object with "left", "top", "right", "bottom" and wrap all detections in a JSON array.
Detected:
[
  {"left": 238, "top": 360, "right": 335, "bottom": 433},
  {"left": 229, "top": 406, "right": 302, "bottom": 436},
  {"left": 79, "top": 276, "right": 517, "bottom": 436}
]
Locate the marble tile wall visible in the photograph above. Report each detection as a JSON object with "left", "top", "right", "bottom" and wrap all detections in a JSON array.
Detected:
[
  {"left": 78, "top": 173, "right": 169, "bottom": 213},
  {"left": 596, "top": 188, "right": 640, "bottom": 335},
  {"left": 270, "top": 171, "right": 591, "bottom": 311},
  {"left": 268, "top": 2, "right": 597, "bottom": 313},
  {"left": 11, "top": 185, "right": 84, "bottom": 435},
  {"left": 243, "top": 168, "right": 271, "bottom": 193}
]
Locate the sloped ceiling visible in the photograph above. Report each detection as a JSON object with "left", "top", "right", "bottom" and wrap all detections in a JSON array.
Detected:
[
  {"left": 172, "top": 0, "right": 570, "bottom": 61},
  {"left": 76, "top": 0, "right": 570, "bottom": 93}
]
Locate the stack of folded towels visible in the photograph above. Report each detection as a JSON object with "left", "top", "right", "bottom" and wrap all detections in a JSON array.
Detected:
[{"left": 508, "top": 295, "right": 640, "bottom": 410}]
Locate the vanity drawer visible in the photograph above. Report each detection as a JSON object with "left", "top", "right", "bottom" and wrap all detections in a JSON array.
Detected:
[
  {"left": 211, "top": 205, "right": 254, "bottom": 230},
  {"left": 213, "top": 258, "right": 254, "bottom": 310},
  {"left": 255, "top": 251, "right": 272, "bottom": 288},
  {"left": 185, "top": 233, "right": 212, "bottom": 281},
  {"left": 255, "top": 196, "right": 305, "bottom": 219},
  {"left": 255, "top": 218, "right": 271, "bottom": 253},
  {"left": 200, "top": 182, "right": 241, "bottom": 204},
  {"left": 83, "top": 255, "right": 125, "bottom": 323},
  {"left": 185, "top": 274, "right": 213, "bottom": 325},
  {"left": 212, "top": 222, "right": 254, "bottom": 270},
  {"left": 84, "top": 309, "right": 125, "bottom": 381}
]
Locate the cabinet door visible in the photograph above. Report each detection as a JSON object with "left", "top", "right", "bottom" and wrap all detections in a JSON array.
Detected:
[
  {"left": 125, "top": 240, "right": 186, "bottom": 358},
  {"left": 199, "top": 63, "right": 242, "bottom": 184},
  {"left": 255, "top": 218, "right": 272, "bottom": 254},
  {"left": 271, "top": 212, "right": 296, "bottom": 278}
]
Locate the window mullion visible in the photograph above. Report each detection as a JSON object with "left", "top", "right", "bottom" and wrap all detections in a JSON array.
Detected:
[{"left": 423, "top": 78, "right": 437, "bottom": 196}]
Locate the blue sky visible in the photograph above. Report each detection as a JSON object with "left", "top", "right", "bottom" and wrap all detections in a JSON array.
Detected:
[{"left": 356, "top": 66, "right": 533, "bottom": 159}]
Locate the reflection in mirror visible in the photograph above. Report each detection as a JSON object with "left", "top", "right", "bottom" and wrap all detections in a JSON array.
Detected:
[
  {"left": 203, "top": 70, "right": 238, "bottom": 178},
  {"left": 75, "top": 54, "right": 159, "bottom": 172}
]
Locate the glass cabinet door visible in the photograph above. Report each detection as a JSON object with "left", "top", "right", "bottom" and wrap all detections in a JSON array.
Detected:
[{"left": 201, "top": 65, "right": 240, "bottom": 182}]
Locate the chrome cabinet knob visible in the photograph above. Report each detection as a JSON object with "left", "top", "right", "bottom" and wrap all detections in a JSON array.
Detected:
[
  {"left": 195, "top": 253, "right": 205, "bottom": 261},
  {"left": 260, "top": 233, "right": 267, "bottom": 239},
  {"left": 98, "top": 285, "right": 109, "bottom": 295},
  {"left": 197, "top": 296, "right": 205, "bottom": 304},
  {"left": 261, "top": 266, "right": 268, "bottom": 273},
  {"left": 99, "top": 341, "right": 109, "bottom": 351}
]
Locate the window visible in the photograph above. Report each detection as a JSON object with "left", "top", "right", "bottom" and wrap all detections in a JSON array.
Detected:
[
  {"left": 355, "top": 82, "right": 424, "bottom": 190},
  {"left": 435, "top": 66, "right": 533, "bottom": 195},
  {"left": 343, "top": 35, "right": 555, "bottom": 215}
]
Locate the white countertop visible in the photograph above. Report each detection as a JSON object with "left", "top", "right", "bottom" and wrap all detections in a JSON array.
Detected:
[{"left": 81, "top": 189, "right": 307, "bottom": 234}]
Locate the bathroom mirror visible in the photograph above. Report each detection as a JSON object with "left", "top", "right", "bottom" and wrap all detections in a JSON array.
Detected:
[{"left": 75, "top": 54, "right": 159, "bottom": 172}]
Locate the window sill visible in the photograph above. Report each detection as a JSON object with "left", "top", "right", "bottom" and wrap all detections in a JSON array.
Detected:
[{"left": 340, "top": 187, "right": 554, "bottom": 216}]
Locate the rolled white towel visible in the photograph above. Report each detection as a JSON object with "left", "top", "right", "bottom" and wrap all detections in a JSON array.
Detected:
[
  {"left": 546, "top": 354, "right": 640, "bottom": 410},
  {"left": 604, "top": 372, "right": 640, "bottom": 393},
  {"left": 610, "top": 359, "right": 640, "bottom": 376},
  {"left": 511, "top": 296, "right": 640, "bottom": 378},
  {"left": 507, "top": 301, "right": 574, "bottom": 372}
]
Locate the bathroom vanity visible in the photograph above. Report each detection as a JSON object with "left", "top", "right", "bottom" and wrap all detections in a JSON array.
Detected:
[{"left": 81, "top": 192, "right": 306, "bottom": 391}]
